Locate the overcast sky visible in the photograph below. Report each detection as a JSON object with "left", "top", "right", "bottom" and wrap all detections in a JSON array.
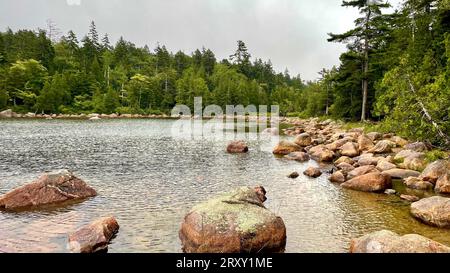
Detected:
[{"left": 0, "top": 0, "right": 402, "bottom": 81}]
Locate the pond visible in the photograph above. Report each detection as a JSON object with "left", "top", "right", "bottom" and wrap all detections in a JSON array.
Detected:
[{"left": 0, "top": 119, "right": 448, "bottom": 253}]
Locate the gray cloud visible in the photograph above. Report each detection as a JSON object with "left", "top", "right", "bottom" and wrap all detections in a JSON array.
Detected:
[{"left": 0, "top": 0, "right": 401, "bottom": 81}]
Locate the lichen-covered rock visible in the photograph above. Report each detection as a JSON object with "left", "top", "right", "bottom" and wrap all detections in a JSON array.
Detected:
[
  {"left": 0, "top": 170, "right": 97, "bottom": 210},
  {"left": 382, "top": 168, "right": 420, "bottom": 179},
  {"left": 303, "top": 167, "right": 322, "bottom": 178},
  {"left": 341, "top": 172, "right": 392, "bottom": 192},
  {"left": 329, "top": 171, "right": 346, "bottom": 183},
  {"left": 284, "top": 152, "right": 310, "bottom": 162},
  {"left": 435, "top": 171, "right": 450, "bottom": 194},
  {"left": 403, "top": 177, "right": 434, "bottom": 191},
  {"left": 294, "top": 133, "right": 312, "bottom": 147},
  {"left": 368, "top": 140, "right": 394, "bottom": 154},
  {"left": 410, "top": 196, "right": 450, "bottom": 228},
  {"left": 273, "top": 141, "right": 302, "bottom": 155},
  {"left": 420, "top": 160, "right": 450, "bottom": 184},
  {"left": 68, "top": 216, "right": 119, "bottom": 253},
  {"left": 340, "top": 142, "right": 360, "bottom": 157},
  {"left": 227, "top": 141, "right": 249, "bottom": 153},
  {"left": 358, "top": 135, "right": 374, "bottom": 151},
  {"left": 179, "top": 186, "right": 286, "bottom": 253},
  {"left": 335, "top": 156, "right": 355, "bottom": 165},
  {"left": 347, "top": 165, "right": 378, "bottom": 180},
  {"left": 350, "top": 230, "right": 450, "bottom": 253}
]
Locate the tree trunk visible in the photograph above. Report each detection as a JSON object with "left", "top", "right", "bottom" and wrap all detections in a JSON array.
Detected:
[{"left": 361, "top": 8, "right": 371, "bottom": 122}]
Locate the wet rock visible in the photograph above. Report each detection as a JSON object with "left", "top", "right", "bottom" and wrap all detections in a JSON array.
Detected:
[
  {"left": 410, "top": 196, "right": 450, "bottom": 228},
  {"left": 435, "top": 171, "right": 450, "bottom": 194},
  {"left": 358, "top": 135, "right": 374, "bottom": 151},
  {"left": 273, "top": 141, "right": 302, "bottom": 155},
  {"left": 335, "top": 156, "right": 355, "bottom": 165},
  {"left": 329, "top": 171, "right": 346, "bottom": 183},
  {"left": 337, "top": 162, "right": 355, "bottom": 173},
  {"left": 368, "top": 140, "right": 394, "bottom": 154},
  {"left": 341, "top": 172, "right": 392, "bottom": 192},
  {"left": 0, "top": 170, "right": 97, "bottom": 210},
  {"left": 420, "top": 160, "right": 450, "bottom": 184},
  {"left": 341, "top": 142, "right": 360, "bottom": 157},
  {"left": 294, "top": 133, "right": 312, "bottom": 147},
  {"left": 288, "top": 172, "right": 300, "bottom": 179},
  {"left": 347, "top": 165, "right": 378, "bottom": 180},
  {"left": 350, "top": 230, "right": 450, "bottom": 253},
  {"left": 401, "top": 194, "right": 420, "bottom": 202},
  {"left": 68, "top": 216, "right": 119, "bottom": 253},
  {"left": 385, "top": 189, "right": 397, "bottom": 195},
  {"left": 179, "top": 186, "right": 286, "bottom": 253},
  {"left": 367, "top": 132, "right": 382, "bottom": 141},
  {"left": 377, "top": 160, "right": 397, "bottom": 172},
  {"left": 405, "top": 142, "right": 429, "bottom": 152},
  {"left": 0, "top": 109, "right": 13, "bottom": 118},
  {"left": 382, "top": 168, "right": 421, "bottom": 179},
  {"left": 308, "top": 145, "right": 335, "bottom": 162},
  {"left": 404, "top": 177, "right": 434, "bottom": 191},
  {"left": 227, "top": 141, "right": 249, "bottom": 153},
  {"left": 284, "top": 152, "right": 310, "bottom": 162},
  {"left": 303, "top": 167, "right": 322, "bottom": 178}
]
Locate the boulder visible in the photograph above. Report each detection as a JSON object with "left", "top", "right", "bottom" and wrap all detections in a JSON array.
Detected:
[
  {"left": 337, "top": 162, "right": 355, "bottom": 173},
  {"left": 368, "top": 140, "right": 394, "bottom": 154},
  {"left": 391, "top": 136, "right": 409, "bottom": 147},
  {"left": 350, "top": 230, "right": 450, "bottom": 253},
  {"left": 404, "top": 177, "right": 434, "bottom": 191},
  {"left": 294, "top": 133, "right": 312, "bottom": 147},
  {"left": 303, "top": 167, "right": 322, "bottom": 178},
  {"left": 227, "top": 141, "right": 249, "bottom": 153},
  {"left": 358, "top": 135, "right": 374, "bottom": 151},
  {"left": 273, "top": 141, "right": 302, "bottom": 155},
  {"left": 288, "top": 172, "right": 300, "bottom": 179},
  {"left": 347, "top": 165, "right": 378, "bottom": 180},
  {"left": 376, "top": 160, "right": 397, "bottom": 172},
  {"left": 308, "top": 145, "right": 335, "bottom": 162},
  {"left": 340, "top": 142, "right": 360, "bottom": 157},
  {"left": 89, "top": 116, "right": 101, "bottom": 121},
  {"left": 284, "top": 152, "right": 310, "bottom": 162},
  {"left": 68, "top": 216, "right": 119, "bottom": 253},
  {"left": 367, "top": 132, "right": 382, "bottom": 141},
  {"left": 179, "top": 186, "right": 286, "bottom": 253},
  {"left": 420, "top": 160, "right": 450, "bottom": 184},
  {"left": 358, "top": 156, "right": 380, "bottom": 166},
  {"left": 341, "top": 172, "right": 392, "bottom": 192},
  {"left": 329, "top": 171, "right": 346, "bottom": 183},
  {"left": 435, "top": 171, "right": 450, "bottom": 194},
  {"left": 0, "top": 109, "right": 13, "bottom": 118},
  {"left": 410, "top": 196, "right": 450, "bottom": 228},
  {"left": 395, "top": 150, "right": 426, "bottom": 171},
  {"left": 0, "top": 170, "right": 97, "bottom": 210},
  {"left": 335, "top": 156, "right": 355, "bottom": 165},
  {"left": 325, "top": 139, "right": 347, "bottom": 152},
  {"left": 382, "top": 168, "right": 421, "bottom": 179},
  {"left": 405, "top": 142, "right": 429, "bottom": 152}
]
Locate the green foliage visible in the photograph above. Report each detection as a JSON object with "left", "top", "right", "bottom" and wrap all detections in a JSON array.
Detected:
[{"left": 425, "top": 150, "right": 448, "bottom": 163}]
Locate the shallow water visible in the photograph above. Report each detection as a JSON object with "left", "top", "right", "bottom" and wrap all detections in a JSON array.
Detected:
[{"left": 0, "top": 119, "right": 449, "bottom": 253}]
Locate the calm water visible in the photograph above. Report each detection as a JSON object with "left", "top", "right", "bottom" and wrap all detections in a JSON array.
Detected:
[{"left": 0, "top": 119, "right": 449, "bottom": 253}]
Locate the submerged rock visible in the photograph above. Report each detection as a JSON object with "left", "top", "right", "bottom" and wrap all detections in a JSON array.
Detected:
[
  {"left": 273, "top": 141, "right": 302, "bottom": 155},
  {"left": 179, "top": 186, "right": 286, "bottom": 253},
  {"left": 350, "top": 230, "right": 450, "bottom": 253},
  {"left": 411, "top": 196, "right": 450, "bottom": 228},
  {"left": 0, "top": 170, "right": 97, "bottom": 210},
  {"left": 284, "top": 152, "right": 310, "bottom": 162},
  {"left": 341, "top": 172, "right": 392, "bottom": 192},
  {"left": 303, "top": 167, "right": 322, "bottom": 178},
  {"left": 227, "top": 140, "right": 249, "bottom": 153},
  {"left": 68, "top": 216, "right": 119, "bottom": 253},
  {"left": 288, "top": 172, "right": 300, "bottom": 179}
]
